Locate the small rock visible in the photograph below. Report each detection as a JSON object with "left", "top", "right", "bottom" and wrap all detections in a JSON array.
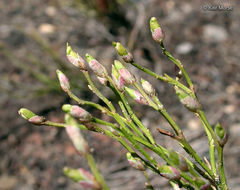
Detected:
[
  {"left": 45, "top": 6, "right": 57, "bottom": 17},
  {"left": 229, "top": 123, "right": 240, "bottom": 137},
  {"left": 38, "top": 23, "right": 56, "bottom": 34},
  {"left": 187, "top": 118, "right": 200, "bottom": 130},
  {"left": 0, "top": 175, "right": 18, "bottom": 190},
  {"left": 203, "top": 24, "right": 228, "bottom": 43},
  {"left": 176, "top": 42, "right": 194, "bottom": 55}
]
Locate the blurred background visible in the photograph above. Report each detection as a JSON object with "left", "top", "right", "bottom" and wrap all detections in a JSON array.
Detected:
[{"left": 0, "top": 0, "right": 239, "bottom": 189}]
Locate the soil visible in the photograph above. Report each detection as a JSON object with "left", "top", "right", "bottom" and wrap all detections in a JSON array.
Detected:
[{"left": 0, "top": 0, "right": 240, "bottom": 189}]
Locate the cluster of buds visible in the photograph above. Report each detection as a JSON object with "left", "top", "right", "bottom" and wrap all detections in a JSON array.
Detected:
[
  {"left": 18, "top": 108, "right": 46, "bottom": 125},
  {"left": 158, "top": 165, "right": 181, "bottom": 181},
  {"left": 66, "top": 43, "right": 87, "bottom": 71},
  {"left": 63, "top": 167, "right": 101, "bottom": 190},
  {"left": 62, "top": 104, "right": 92, "bottom": 122},
  {"left": 150, "top": 17, "right": 164, "bottom": 43},
  {"left": 126, "top": 152, "right": 145, "bottom": 171},
  {"left": 112, "top": 42, "right": 133, "bottom": 63},
  {"left": 125, "top": 87, "right": 148, "bottom": 105},
  {"left": 56, "top": 70, "right": 70, "bottom": 93}
]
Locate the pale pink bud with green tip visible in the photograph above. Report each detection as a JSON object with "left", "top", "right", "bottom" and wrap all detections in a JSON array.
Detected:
[
  {"left": 125, "top": 87, "right": 148, "bottom": 105},
  {"left": 112, "top": 42, "right": 134, "bottom": 63},
  {"left": 63, "top": 167, "right": 100, "bottom": 189},
  {"left": 62, "top": 104, "right": 92, "bottom": 122},
  {"left": 56, "top": 70, "right": 70, "bottom": 92},
  {"left": 114, "top": 60, "right": 135, "bottom": 84},
  {"left": 85, "top": 54, "right": 107, "bottom": 78},
  {"left": 126, "top": 152, "right": 145, "bottom": 171},
  {"left": 112, "top": 64, "right": 125, "bottom": 91},
  {"left": 175, "top": 87, "right": 202, "bottom": 112},
  {"left": 150, "top": 17, "right": 164, "bottom": 43},
  {"left": 97, "top": 76, "right": 108, "bottom": 85},
  {"left": 158, "top": 165, "right": 181, "bottom": 181},
  {"left": 66, "top": 125, "right": 90, "bottom": 156},
  {"left": 18, "top": 108, "right": 45, "bottom": 125},
  {"left": 66, "top": 43, "right": 87, "bottom": 70},
  {"left": 141, "top": 78, "right": 155, "bottom": 96}
]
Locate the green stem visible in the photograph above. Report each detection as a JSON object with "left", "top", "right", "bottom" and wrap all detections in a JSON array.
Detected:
[
  {"left": 129, "top": 61, "right": 192, "bottom": 94},
  {"left": 86, "top": 154, "right": 110, "bottom": 190},
  {"left": 160, "top": 42, "right": 194, "bottom": 92},
  {"left": 142, "top": 171, "right": 155, "bottom": 190},
  {"left": 198, "top": 115, "right": 218, "bottom": 179},
  {"left": 217, "top": 145, "right": 228, "bottom": 190}
]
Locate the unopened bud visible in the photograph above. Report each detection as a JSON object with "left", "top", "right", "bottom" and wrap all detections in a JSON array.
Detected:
[
  {"left": 122, "top": 52, "right": 133, "bottom": 63},
  {"left": 86, "top": 54, "right": 107, "bottom": 78},
  {"left": 62, "top": 104, "right": 92, "bottom": 122},
  {"left": 97, "top": 76, "right": 108, "bottom": 85},
  {"left": 150, "top": 17, "right": 164, "bottom": 43},
  {"left": 215, "top": 123, "right": 228, "bottom": 146},
  {"left": 175, "top": 87, "right": 201, "bottom": 112},
  {"left": 158, "top": 165, "right": 181, "bottom": 181},
  {"left": 28, "top": 115, "right": 46, "bottom": 125},
  {"left": 112, "top": 42, "right": 128, "bottom": 56},
  {"left": 63, "top": 167, "right": 100, "bottom": 189},
  {"left": 66, "top": 125, "right": 90, "bottom": 156},
  {"left": 126, "top": 152, "right": 145, "bottom": 171},
  {"left": 66, "top": 43, "right": 87, "bottom": 70},
  {"left": 112, "top": 65, "right": 125, "bottom": 91},
  {"left": 18, "top": 108, "right": 36, "bottom": 120},
  {"left": 125, "top": 87, "right": 148, "bottom": 105},
  {"left": 56, "top": 70, "right": 70, "bottom": 92},
  {"left": 114, "top": 60, "right": 135, "bottom": 84},
  {"left": 18, "top": 108, "right": 45, "bottom": 125},
  {"left": 141, "top": 78, "right": 155, "bottom": 96}
]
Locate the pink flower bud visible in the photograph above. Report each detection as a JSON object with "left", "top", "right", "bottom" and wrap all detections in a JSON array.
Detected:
[
  {"left": 150, "top": 17, "right": 164, "bottom": 43},
  {"left": 141, "top": 78, "right": 155, "bottom": 96},
  {"left": 63, "top": 167, "right": 100, "bottom": 189},
  {"left": 66, "top": 125, "right": 90, "bottom": 156},
  {"left": 126, "top": 152, "right": 145, "bottom": 171},
  {"left": 28, "top": 115, "right": 46, "bottom": 125},
  {"left": 114, "top": 60, "right": 135, "bottom": 84},
  {"left": 86, "top": 54, "right": 107, "bottom": 78},
  {"left": 66, "top": 43, "right": 87, "bottom": 70},
  {"left": 62, "top": 104, "right": 92, "bottom": 122},
  {"left": 159, "top": 165, "right": 181, "bottom": 181},
  {"left": 152, "top": 27, "right": 164, "bottom": 43},
  {"left": 56, "top": 70, "right": 70, "bottom": 92},
  {"left": 112, "top": 65, "right": 125, "bottom": 92},
  {"left": 125, "top": 87, "right": 149, "bottom": 105}
]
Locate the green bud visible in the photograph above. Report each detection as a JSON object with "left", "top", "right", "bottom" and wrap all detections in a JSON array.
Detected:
[
  {"left": 150, "top": 17, "right": 160, "bottom": 32},
  {"left": 114, "top": 60, "right": 125, "bottom": 70},
  {"left": 112, "top": 42, "right": 128, "bottom": 56},
  {"left": 66, "top": 43, "right": 78, "bottom": 59},
  {"left": 215, "top": 123, "right": 225, "bottom": 139},
  {"left": 125, "top": 87, "right": 148, "bottom": 105},
  {"left": 18, "top": 108, "right": 36, "bottom": 120},
  {"left": 85, "top": 54, "right": 107, "bottom": 78}
]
